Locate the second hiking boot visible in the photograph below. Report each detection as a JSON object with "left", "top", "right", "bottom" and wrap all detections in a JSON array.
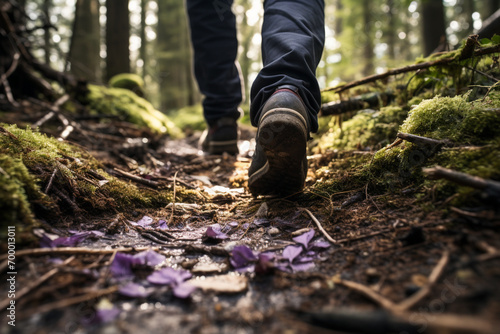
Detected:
[
  {"left": 200, "top": 117, "right": 239, "bottom": 155},
  {"left": 248, "top": 85, "right": 310, "bottom": 196}
]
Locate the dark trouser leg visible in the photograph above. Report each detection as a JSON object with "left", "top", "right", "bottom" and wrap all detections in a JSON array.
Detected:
[
  {"left": 250, "top": 0, "right": 325, "bottom": 133},
  {"left": 186, "top": 0, "right": 242, "bottom": 126}
]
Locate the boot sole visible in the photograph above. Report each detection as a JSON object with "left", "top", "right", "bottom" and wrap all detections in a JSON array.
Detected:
[
  {"left": 248, "top": 108, "right": 308, "bottom": 196},
  {"left": 208, "top": 140, "right": 239, "bottom": 155}
]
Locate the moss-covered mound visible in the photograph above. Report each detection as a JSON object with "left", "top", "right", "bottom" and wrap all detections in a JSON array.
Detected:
[
  {"left": 86, "top": 84, "right": 182, "bottom": 138},
  {"left": 109, "top": 73, "right": 145, "bottom": 97},
  {"left": 315, "top": 92, "right": 500, "bottom": 205},
  {"left": 0, "top": 124, "right": 198, "bottom": 233},
  {"left": 317, "top": 106, "right": 409, "bottom": 151}
]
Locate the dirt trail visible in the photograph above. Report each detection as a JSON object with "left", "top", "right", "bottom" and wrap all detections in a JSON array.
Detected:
[{"left": 3, "top": 129, "right": 500, "bottom": 334}]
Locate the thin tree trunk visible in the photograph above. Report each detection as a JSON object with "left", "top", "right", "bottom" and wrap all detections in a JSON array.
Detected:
[
  {"left": 421, "top": 0, "right": 447, "bottom": 55},
  {"left": 42, "top": 0, "right": 51, "bottom": 65},
  {"left": 362, "top": 0, "right": 374, "bottom": 76},
  {"left": 106, "top": 0, "right": 130, "bottom": 81},
  {"left": 68, "top": 0, "right": 101, "bottom": 82},
  {"left": 140, "top": 0, "right": 147, "bottom": 79}
]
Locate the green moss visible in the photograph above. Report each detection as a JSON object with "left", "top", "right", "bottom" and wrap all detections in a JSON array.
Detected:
[
  {"left": 86, "top": 85, "right": 182, "bottom": 137},
  {"left": 317, "top": 106, "right": 408, "bottom": 151},
  {"left": 0, "top": 124, "right": 199, "bottom": 226},
  {"left": 400, "top": 94, "right": 500, "bottom": 144},
  {"left": 168, "top": 104, "right": 206, "bottom": 132},
  {"left": 0, "top": 155, "right": 39, "bottom": 227},
  {"left": 109, "top": 73, "right": 145, "bottom": 97}
]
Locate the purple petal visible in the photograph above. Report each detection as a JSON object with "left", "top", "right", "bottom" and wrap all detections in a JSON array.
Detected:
[
  {"left": 234, "top": 264, "right": 255, "bottom": 273},
  {"left": 293, "top": 229, "right": 315, "bottom": 249},
  {"left": 41, "top": 232, "right": 91, "bottom": 248},
  {"left": 205, "top": 224, "right": 228, "bottom": 240},
  {"left": 230, "top": 245, "right": 258, "bottom": 269},
  {"left": 132, "top": 250, "right": 165, "bottom": 267},
  {"left": 255, "top": 253, "right": 274, "bottom": 274},
  {"left": 147, "top": 267, "right": 192, "bottom": 285},
  {"left": 291, "top": 260, "right": 315, "bottom": 272},
  {"left": 311, "top": 240, "right": 331, "bottom": 249},
  {"left": 40, "top": 234, "right": 55, "bottom": 248},
  {"left": 252, "top": 218, "right": 270, "bottom": 227},
  {"left": 110, "top": 253, "right": 135, "bottom": 278},
  {"left": 282, "top": 245, "right": 303, "bottom": 263},
  {"left": 172, "top": 282, "right": 196, "bottom": 298},
  {"left": 119, "top": 282, "right": 153, "bottom": 298},
  {"left": 94, "top": 308, "right": 120, "bottom": 324},
  {"left": 130, "top": 215, "right": 154, "bottom": 227},
  {"left": 158, "top": 219, "right": 168, "bottom": 229}
]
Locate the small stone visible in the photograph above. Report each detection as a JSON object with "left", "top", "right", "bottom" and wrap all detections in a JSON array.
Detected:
[
  {"left": 255, "top": 202, "right": 268, "bottom": 218},
  {"left": 365, "top": 267, "right": 378, "bottom": 277},
  {"left": 268, "top": 227, "right": 280, "bottom": 236},
  {"left": 191, "top": 263, "right": 228, "bottom": 275},
  {"left": 291, "top": 228, "right": 311, "bottom": 236},
  {"left": 180, "top": 259, "right": 198, "bottom": 270},
  {"left": 189, "top": 275, "right": 248, "bottom": 294}
]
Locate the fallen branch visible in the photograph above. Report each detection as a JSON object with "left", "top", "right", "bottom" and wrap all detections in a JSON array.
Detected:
[
  {"left": 394, "top": 250, "right": 449, "bottom": 312},
  {"left": 0, "top": 256, "right": 75, "bottom": 311},
  {"left": 113, "top": 168, "right": 159, "bottom": 189},
  {"left": 323, "top": 38, "right": 500, "bottom": 94},
  {"left": 334, "top": 278, "right": 396, "bottom": 310},
  {"left": 396, "top": 132, "right": 451, "bottom": 148},
  {"left": 19, "top": 286, "right": 119, "bottom": 321},
  {"left": 0, "top": 246, "right": 163, "bottom": 265},
  {"left": 423, "top": 166, "right": 500, "bottom": 197},
  {"left": 301, "top": 208, "right": 336, "bottom": 243}
]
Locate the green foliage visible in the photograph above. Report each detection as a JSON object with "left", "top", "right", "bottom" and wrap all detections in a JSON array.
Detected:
[
  {"left": 109, "top": 73, "right": 145, "bottom": 97},
  {"left": 86, "top": 84, "right": 182, "bottom": 138}
]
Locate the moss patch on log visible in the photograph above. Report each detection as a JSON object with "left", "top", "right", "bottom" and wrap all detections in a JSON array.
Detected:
[{"left": 85, "top": 84, "right": 182, "bottom": 138}]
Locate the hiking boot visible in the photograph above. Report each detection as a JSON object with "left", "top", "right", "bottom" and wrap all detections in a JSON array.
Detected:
[
  {"left": 248, "top": 85, "right": 310, "bottom": 196},
  {"left": 200, "top": 117, "right": 239, "bottom": 155}
]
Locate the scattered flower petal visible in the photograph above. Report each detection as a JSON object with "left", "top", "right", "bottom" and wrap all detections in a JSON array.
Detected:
[
  {"left": 292, "top": 229, "right": 315, "bottom": 249},
  {"left": 230, "top": 245, "right": 258, "bottom": 271},
  {"left": 93, "top": 308, "right": 120, "bottom": 324},
  {"left": 110, "top": 253, "right": 135, "bottom": 278},
  {"left": 158, "top": 219, "right": 168, "bottom": 229},
  {"left": 204, "top": 224, "right": 229, "bottom": 241},
  {"left": 282, "top": 245, "right": 303, "bottom": 263},
  {"left": 130, "top": 215, "right": 154, "bottom": 227},
  {"left": 119, "top": 282, "right": 154, "bottom": 298},
  {"left": 132, "top": 250, "right": 165, "bottom": 267},
  {"left": 147, "top": 267, "right": 192, "bottom": 285},
  {"left": 172, "top": 282, "right": 197, "bottom": 298}
]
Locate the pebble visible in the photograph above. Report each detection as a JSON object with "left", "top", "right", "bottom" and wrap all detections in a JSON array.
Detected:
[
  {"left": 191, "top": 263, "right": 228, "bottom": 274},
  {"left": 268, "top": 227, "right": 280, "bottom": 236},
  {"left": 291, "top": 228, "right": 312, "bottom": 236},
  {"left": 189, "top": 275, "right": 248, "bottom": 294}
]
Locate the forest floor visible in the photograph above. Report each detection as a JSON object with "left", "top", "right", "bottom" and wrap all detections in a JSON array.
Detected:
[{"left": 1, "top": 104, "right": 500, "bottom": 334}]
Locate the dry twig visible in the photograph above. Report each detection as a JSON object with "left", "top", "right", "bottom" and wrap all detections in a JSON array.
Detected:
[
  {"left": 0, "top": 256, "right": 75, "bottom": 310},
  {"left": 301, "top": 208, "right": 336, "bottom": 243}
]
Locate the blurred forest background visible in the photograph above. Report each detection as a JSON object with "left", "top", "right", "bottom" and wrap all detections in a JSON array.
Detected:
[{"left": 19, "top": 0, "right": 500, "bottom": 114}]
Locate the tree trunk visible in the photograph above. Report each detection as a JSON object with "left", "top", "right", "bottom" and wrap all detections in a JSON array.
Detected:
[
  {"left": 421, "top": 0, "right": 447, "bottom": 55},
  {"left": 157, "top": 0, "right": 195, "bottom": 111},
  {"left": 42, "top": 0, "right": 51, "bottom": 65},
  {"left": 140, "top": 0, "right": 147, "bottom": 79},
  {"left": 386, "top": 0, "right": 396, "bottom": 60},
  {"left": 362, "top": 0, "right": 374, "bottom": 76},
  {"left": 68, "top": 0, "right": 101, "bottom": 82},
  {"left": 106, "top": 0, "right": 130, "bottom": 81}
]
